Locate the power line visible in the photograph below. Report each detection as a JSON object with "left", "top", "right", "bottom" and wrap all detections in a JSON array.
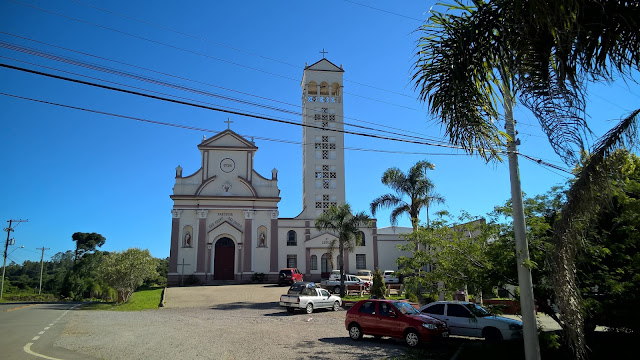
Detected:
[
  {"left": 1, "top": 90, "right": 567, "bottom": 174},
  {"left": 67, "top": 0, "right": 418, "bottom": 100},
  {"left": 1, "top": 63, "right": 471, "bottom": 150},
  {"left": 0, "top": 91, "right": 472, "bottom": 157},
  {"left": 9, "top": 0, "right": 424, "bottom": 112},
  {"left": 0, "top": 34, "right": 446, "bottom": 144},
  {"left": 343, "top": 0, "right": 424, "bottom": 22}
]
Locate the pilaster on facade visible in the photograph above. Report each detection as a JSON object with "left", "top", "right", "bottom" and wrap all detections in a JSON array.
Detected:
[
  {"left": 243, "top": 210, "right": 255, "bottom": 220},
  {"left": 171, "top": 209, "right": 183, "bottom": 218},
  {"left": 196, "top": 209, "right": 209, "bottom": 219}
]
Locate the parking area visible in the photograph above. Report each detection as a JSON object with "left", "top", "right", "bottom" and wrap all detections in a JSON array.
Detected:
[{"left": 58, "top": 284, "right": 410, "bottom": 360}]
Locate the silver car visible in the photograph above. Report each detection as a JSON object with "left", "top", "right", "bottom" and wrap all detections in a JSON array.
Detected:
[{"left": 418, "top": 301, "right": 523, "bottom": 340}]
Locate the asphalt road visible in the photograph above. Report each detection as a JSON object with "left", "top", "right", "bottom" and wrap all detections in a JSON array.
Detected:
[{"left": 0, "top": 302, "right": 96, "bottom": 360}]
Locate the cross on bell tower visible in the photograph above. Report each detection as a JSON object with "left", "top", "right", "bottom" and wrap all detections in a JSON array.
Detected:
[{"left": 224, "top": 118, "right": 233, "bottom": 129}]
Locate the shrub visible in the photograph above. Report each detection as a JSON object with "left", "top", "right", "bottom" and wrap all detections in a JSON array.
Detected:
[{"left": 370, "top": 268, "right": 386, "bottom": 298}]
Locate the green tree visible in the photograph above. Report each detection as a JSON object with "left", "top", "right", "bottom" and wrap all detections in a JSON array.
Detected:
[
  {"left": 61, "top": 251, "right": 109, "bottom": 300},
  {"left": 72, "top": 232, "right": 106, "bottom": 263},
  {"left": 370, "top": 160, "right": 443, "bottom": 231},
  {"left": 100, "top": 248, "right": 157, "bottom": 303},
  {"left": 397, "top": 212, "right": 492, "bottom": 303},
  {"left": 315, "top": 204, "right": 371, "bottom": 297},
  {"left": 577, "top": 150, "right": 640, "bottom": 332},
  {"left": 411, "top": 1, "right": 640, "bottom": 356}
]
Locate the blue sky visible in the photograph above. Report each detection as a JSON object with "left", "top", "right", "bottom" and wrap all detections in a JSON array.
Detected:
[{"left": 1, "top": 0, "right": 639, "bottom": 264}]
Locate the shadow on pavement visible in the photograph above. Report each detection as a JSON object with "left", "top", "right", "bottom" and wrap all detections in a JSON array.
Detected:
[{"left": 210, "top": 301, "right": 280, "bottom": 311}]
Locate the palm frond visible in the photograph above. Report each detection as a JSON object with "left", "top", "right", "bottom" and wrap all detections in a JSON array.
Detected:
[
  {"left": 552, "top": 108, "right": 639, "bottom": 359},
  {"left": 370, "top": 194, "right": 406, "bottom": 216}
]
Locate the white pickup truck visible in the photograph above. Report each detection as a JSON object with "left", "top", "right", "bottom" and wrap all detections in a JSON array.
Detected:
[
  {"left": 321, "top": 274, "right": 370, "bottom": 294},
  {"left": 279, "top": 282, "right": 342, "bottom": 314}
]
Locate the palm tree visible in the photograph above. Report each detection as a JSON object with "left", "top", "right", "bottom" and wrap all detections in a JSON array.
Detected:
[
  {"left": 370, "top": 160, "right": 444, "bottom": 232},
  {"left": 315, "top": 204, "right": 371, "bottom": 297},
  {"left": 411, "top": 1, "right": 640, "bottom": 358}
]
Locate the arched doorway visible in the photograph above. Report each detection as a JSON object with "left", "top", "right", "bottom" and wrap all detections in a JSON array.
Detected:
[
  {"left": 214, "top": 237, "right": 235, "bottom": 280},
  {"left": 321, "top": 253, "right": 332, "bottom": 279}
]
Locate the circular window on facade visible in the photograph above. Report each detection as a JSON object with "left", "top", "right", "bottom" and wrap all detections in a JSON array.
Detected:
[{"left": 220, "top": 158, "right": 235, "bottom": 173}]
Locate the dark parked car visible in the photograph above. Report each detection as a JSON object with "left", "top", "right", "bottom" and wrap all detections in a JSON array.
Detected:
[
  {"left": 345, "top": 299, "right": 448, "bottom": 347},
  {"left": 278, "top": 268, "right": 303, "bottom": 286}
]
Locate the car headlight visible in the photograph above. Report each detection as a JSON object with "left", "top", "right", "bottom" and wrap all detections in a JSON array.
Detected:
[
  {"left": 509, "top": 323, "right": 523, "bottom": 330},
  {"left": 422, "top": 323, "right": 437, "bottom": 330}
]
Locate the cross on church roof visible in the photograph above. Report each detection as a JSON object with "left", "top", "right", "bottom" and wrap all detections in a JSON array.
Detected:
[
  {"left": 319, "top": 48, "right": 328, "bottom": 58},
  {"left": 224, "top": 118, "right": 233, "bottom": 129}
]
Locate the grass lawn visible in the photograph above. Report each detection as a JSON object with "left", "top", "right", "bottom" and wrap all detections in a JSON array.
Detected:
[{"left": 81, "top": 287, "right": 163, "bottom": 311}]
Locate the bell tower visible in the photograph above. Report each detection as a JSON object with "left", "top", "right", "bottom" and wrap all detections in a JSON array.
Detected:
[{"left": 298, "top": 58, "right": 345, "bottom": 219}]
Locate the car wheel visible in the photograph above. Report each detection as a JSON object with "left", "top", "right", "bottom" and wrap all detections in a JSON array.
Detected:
[
  {"left": 286, "top": 307, "right": 294, "bottom": 313},
  {"left": 332, "top": 301, "right": 340, "bottom": 311},
  {"left": 483, "top": 327, "right": 503, "bottom": 341},
  {"left": 333, "top": 286, "right": 341, "bottom": 294},
  {"left": 404, "top": 329, "right": 421, "bottom": 347},
  {"left": 348, "top": 323, "right": 362, "bottom": 340},
  {"left": 305, "top": 303, "right": 313, "bottom": 314}
]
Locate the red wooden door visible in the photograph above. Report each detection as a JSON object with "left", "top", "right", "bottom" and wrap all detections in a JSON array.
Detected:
[{"left": 214, "top": 238, "right": 235, "bottom": 280}]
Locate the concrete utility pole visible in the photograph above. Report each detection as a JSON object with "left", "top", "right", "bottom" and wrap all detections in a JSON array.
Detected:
[
  {"left": 2, "top": 219, "right": 28, "bottom": 299},
  {"left": 37, "top": 246, "right": 50, "bottom": 295},
  {"left": 504, "top": 92, "right": 541, "bottom": 360}
]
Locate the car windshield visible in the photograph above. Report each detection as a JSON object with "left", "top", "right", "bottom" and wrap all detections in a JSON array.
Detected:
[
  {"left": 464, "top": 303, "right": 490, "bottom": 317},
  {"left": 393, "top": 301, "right": 420, "bottom": 315}
]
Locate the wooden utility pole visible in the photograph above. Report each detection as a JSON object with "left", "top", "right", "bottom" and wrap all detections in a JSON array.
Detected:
[
  {"left": 2, "top": 219, "right": 28, "bottom": 298},
  {"left": 37, "top": 246, "right": 50, "bottom": 294}
]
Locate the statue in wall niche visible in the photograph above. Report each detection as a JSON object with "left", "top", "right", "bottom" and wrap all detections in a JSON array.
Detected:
[
  {"left": 184, "top": 231, "right": 192, "bottom": 247},
  {"left": 259, "top": 231, "right": 266, "bottom": 247}
]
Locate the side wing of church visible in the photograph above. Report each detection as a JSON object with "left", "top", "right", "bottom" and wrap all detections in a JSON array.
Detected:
[{"left": 168, "top": 58, "right": 411, "bottom": 286}]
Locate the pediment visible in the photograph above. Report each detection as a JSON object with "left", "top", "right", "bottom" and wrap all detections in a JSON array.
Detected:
[
  {"left": 199, "top": 130, "right": 257, "bottom": 150},
  {"left": 207, "top": 218, "right": 244, "bottom": 235},
  {"left": 306, "top": 232, "right": 339, "bottom": 248},
  {"left": 305, "top": 59, "right": 344, "bottom": 72},
  {"left": 196, "top": 176, "right": 256, "bottom": 197}
]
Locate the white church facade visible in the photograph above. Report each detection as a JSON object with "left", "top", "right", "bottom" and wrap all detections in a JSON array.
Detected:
[{"left": 168, "top": 58, "right": 411, "bottom": 285}]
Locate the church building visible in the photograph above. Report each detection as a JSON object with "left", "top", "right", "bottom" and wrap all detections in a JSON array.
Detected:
[{"left": 168, "top": 58, "right": 411, "bottom": 285}]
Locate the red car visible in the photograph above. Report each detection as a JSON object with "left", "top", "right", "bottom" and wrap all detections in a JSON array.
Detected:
[
  {"left": 278, "top": 268, "right": 303, "bottom": 286},
  {"left": 345, "top": 299, "right": 449, "bottom": 347}
]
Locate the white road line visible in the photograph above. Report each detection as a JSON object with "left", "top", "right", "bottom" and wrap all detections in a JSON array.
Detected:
[
  {"left": 22, "top": 304, "right": 82, "bottom": 359},
  {"left": 44, "top": 327, "right": 50, "bottom": 330},
  {"left": 23, "top": 343, "right": 63, "bottom": 360}
]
